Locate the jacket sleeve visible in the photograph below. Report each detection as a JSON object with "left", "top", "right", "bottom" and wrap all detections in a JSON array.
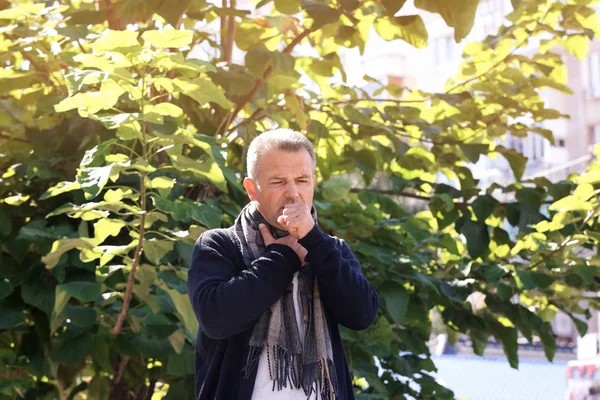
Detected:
[
  {"left": 187, "top": 230, "right": 301, "bottom": 340},
  {"left": 299, "top": 225, "right": 379, "bottom": 331}
]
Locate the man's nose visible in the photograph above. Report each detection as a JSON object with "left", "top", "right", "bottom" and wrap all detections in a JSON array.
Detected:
[{"left": 284, "top": 182, "right": 299, "bottom": 199}]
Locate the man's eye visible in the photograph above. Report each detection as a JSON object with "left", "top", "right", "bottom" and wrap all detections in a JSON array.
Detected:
[
  {"left": 297, "top": 180, "right": 308, "bottom": 184},
  {"left": 271, "top": 181, "right": 284, "bottom": 185}
]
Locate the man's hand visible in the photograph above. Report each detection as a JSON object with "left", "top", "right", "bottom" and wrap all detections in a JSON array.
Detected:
[
  {"left": 277, "top": 199, "right": 315, "bottom": 239},
  {"left": 259, "top": 223, "right": 307, "bottom": 266}
]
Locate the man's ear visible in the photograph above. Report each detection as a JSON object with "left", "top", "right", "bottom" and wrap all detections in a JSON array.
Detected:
[
  {"left": 243, "top": 177, "right": 258, "bottom": 201},
  {"left": 312, "top": 174, "right": 317, "bottom": 187}
]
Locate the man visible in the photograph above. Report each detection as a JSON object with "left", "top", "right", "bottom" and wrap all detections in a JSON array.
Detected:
[{"left": 188, "top": 129, "right": 379, "bottom": 400}]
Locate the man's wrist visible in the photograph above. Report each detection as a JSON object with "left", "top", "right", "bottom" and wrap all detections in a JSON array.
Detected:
[{"left": 298, "top": 223, "right": 326, "bottom": 250}]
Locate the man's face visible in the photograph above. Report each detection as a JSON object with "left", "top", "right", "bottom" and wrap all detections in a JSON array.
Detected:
[{"left": 243, "top": 147, "right": 316, "bottom": 230}]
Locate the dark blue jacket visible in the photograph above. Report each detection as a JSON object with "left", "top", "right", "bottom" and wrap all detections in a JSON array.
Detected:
[{"left": 187, "top": 224, "right": 379, "bottom": 399}]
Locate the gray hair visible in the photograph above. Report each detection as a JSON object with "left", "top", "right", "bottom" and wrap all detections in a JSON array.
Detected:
[{"left": 246, "top": 128, "right": 316, "bottom": 180}]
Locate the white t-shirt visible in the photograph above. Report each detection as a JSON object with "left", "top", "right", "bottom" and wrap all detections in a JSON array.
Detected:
[{"left": 251, "top": 272, "right": 318, "bottom": 399}]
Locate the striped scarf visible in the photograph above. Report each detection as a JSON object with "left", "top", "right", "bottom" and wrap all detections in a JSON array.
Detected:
[{"left": 232, "top": 202, "right": 336, "bottom": 400}]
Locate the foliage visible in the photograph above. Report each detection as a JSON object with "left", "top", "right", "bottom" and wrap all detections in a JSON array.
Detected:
[{"left": 1, "top": 0, "right": 600, "bottom": 398}]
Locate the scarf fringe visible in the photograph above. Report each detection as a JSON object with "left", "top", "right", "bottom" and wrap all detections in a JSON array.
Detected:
[{"left": 244, "top": 346, "right": 337, "bottom": 400}]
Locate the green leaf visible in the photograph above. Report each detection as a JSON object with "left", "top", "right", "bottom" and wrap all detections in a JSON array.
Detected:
[
  {"left": 486, "top": 317, "right": 518, "bottom": 368},
  {"left": 322, "top": 177, "right": 352, "bottom": 202},
  {"left": 304, "top": 4, "right": 341, "bottom": 29},
  {"left": 0, "top": 279, "right": 13, "bottom": 301},
  {"left": 143, "top": 103, "right": 184, "bottom": 118},
  {"left": 469, "top": 328, "right": 488, "bottom": 355},
  {"left": 93, "top": 218, "right": 126, "bottom": 242},
  {"left": 142, "top": 29, "right": 193, "bottom": 48},
  {"left": 58, "top": 282, "right": 101, "bottom": 303},
  {"left": 91, "top": 29, "right": 141, "bottom": 54},
  {"left": 42, "top": 238, "right": 99, "bottom": 269},
  {"left": 158, "top": 270, "right": 187, "bottom": 293},
  {"left": 133, "top": 264, "right": 157, "bottom": 302},
  {"left": 459, "top": 219, "right": 489, "bottom": 259},
  {"left": 471, "top": 195, "right": 498, "bottom": 222},
  {"left": 51, "top": 286, "right": 70, "bottom": 332},
  {"left": 380, "top": 282, "right": 410, "bottom": 325},
  {"left": 515, "top": 269, "right": 555, "bottom": 290},
  {"left": 63, "top": 305, "right": 97, "bottom": 328},
  {"left": 161, "top": 285, "right": 199, "bottom": 334},
  {"left": 374, "top": 16, "right": 428, "bottom": 48},
  {"left": 538, "top": 324, "right": 556, "bottom": 361},
  {"left": 245, "top": 47, "right": 272, "bottom": 77},
  {"left": 172, "top": 77, "right": 233, "bottom": 109},
  {"left": 382, "top": 0, "right": 407, "bottom": 15},
  {"left": 482, "top": 264, "right": 506, "bottom": 283},
  {"left": 77, "top": 165, "right": 114, "bottom": 200},
  {"left": 563, "top": 34, "right": 589, "bottom": 60},
  {"left": 144, "top": 239, "right": 175, "bottom": 265},
  {"left": 67, "top": 9, "right": 107, "bottom": 25},
  {"left": 274, "top": 0, "right": 301, "bottom": 14},
  {"left": 152, "top": 197, "right": 222, "bottom": 229},
  {"left": 87, "top": 376, "right": 111, "bottom": 400},
  {"left": 441, "top": 279, "right": 472, "bottom": 302},
  {"left": 167, "top": 350, "right": 195, "bottom": 376},
  {"left": 40, "top": 181, "right": 81, "bottom": 200},
  {"left": 0, "top": 209, "right": 11, "bottom": 235},
  {"left": 52, "top": 333, "right": 94, "bottom": 364},
  {"left": 414, "top": 0, "right": 479, "bottom": 42},
  {"left": 0, "top": 3, "right": 45, "bottom": 19},
  {"left": 571, "top": 265, "right": 596, "bottom": 284},
  {"left": 0, "top": 302, "right": 25, "bottom": 329},
  {"left": 496, "top": 145, "right": 527, "bottom": 181},
  {"left": 21, "top": 280, "right": 55, "bottom": 316},
  {"left": 459, "top": 143, "right": 489, "bottom": 163}
]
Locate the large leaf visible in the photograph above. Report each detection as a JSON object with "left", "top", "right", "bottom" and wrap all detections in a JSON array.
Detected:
[
  {"left": 496, "top": 145, "right": 527, "bottom": 181},
  {"left": 374, "top": 16, "right": 428, "bottom": 48},
  {"left": 379, "top": 282, "right": 410, "bottom": 325},
  {"left": 141, "top": 29, "right": 193, "bottom": 48},
  {"left": 322, "top": 177, "right": 352, "bottom": 202},
  {"left": 172, "top": 77, "right": 233, "bottom": 109},
  {"left": 161, "top": 285, "right": 199, "bottom": 334},
  {"left": 459, "top": 219, "right": 490, "bottom": 259},
  {"left": 144, "top": 239, "right": 175, "bottom": 265},
  {"left": 77, "top": 165, "right": 115, "bottom": 200},
  {"left": 52, "top": 333, "right": 94, "bottom": 364},
  {"left": 58, "top": 282, "right": 101, "bottom": 303},
  {"left": 152, "top": 197, "right": 222, "bottom": 229},
  {"left": 21, "top": 280, "right": 55, "bottom": 316},
  {"left": 91, "top": 29, "right": 141, "bottom": 54},
  {"left": 414, "top": 0, "right": 479, "bottom": 41},
  {"left": 42, "top": 238, "right": 99, "bottom": 269}
]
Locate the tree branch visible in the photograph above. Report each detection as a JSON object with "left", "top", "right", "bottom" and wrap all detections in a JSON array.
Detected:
[
  {"left": 0, "top": 133, "right": 29, "bottom": 143},
  {"left": 224, "top": 0, "right": 236, "bottom": 65},
  {"left": 329, "top": 97, "right": 428, "bottom": 105},
  {"left": 111, "top": 63, "right": 149, "bottom": 336},
  {"left": 224, "top": 28, "right": 312, "bottom": 131},
  {"left": 348, "top": 187, "right": 556, "bottom": 208}
]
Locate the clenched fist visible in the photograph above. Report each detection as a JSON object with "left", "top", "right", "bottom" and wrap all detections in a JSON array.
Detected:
[{"left": 276, "top": 198, "right": 315, "bottom": 239}]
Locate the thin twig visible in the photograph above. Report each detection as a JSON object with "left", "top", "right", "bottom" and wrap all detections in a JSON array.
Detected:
[
  {"left": 528, "top": 202, "right": 600, "bottom": 270},
  {"left": 226, "top": 107, "right": 264, "bottom": 134},
  {"left": 224, "top": 28, "right": 312, "bottom": 131}
]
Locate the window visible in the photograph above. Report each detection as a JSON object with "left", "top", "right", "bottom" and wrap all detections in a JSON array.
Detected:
[
  {"left": 590, "top": 52, "right": 600, "bottom": 97},
  {"left": 590, "top": 125, "right": 600, "bottom": 151},
  {"left": 433, "top": 35, "right": 456, "bottom": 66},
  {"left": 558, "top": 139, "right": 566, "bottom": 147}
]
